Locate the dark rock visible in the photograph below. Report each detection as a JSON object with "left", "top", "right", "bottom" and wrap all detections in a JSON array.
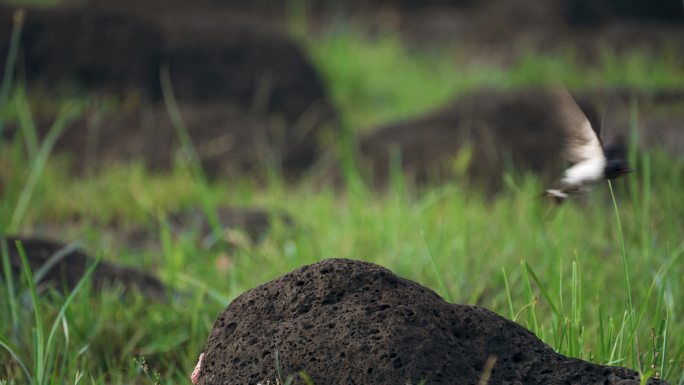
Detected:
[
  {"left": 358, "top": 88, "right": 684, "bottom": 189},
  {"left": 2, "top": 236, "right": 167, "bottom": 297},
  {"left": 196, "top": 258, "right": 667, "bottom": 385}
]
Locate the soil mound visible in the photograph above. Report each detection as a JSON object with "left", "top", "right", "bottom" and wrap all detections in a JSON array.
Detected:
[
  {"left": 0, "top": 6, "right": 336, "bottom": 123},
  {"left": 359, "top": 88, "right": 569, "bottom": 188},
  {"left": 1, "top": 6, "right": 337, "bottom": 174},
  {"left": 169, "top": 206, "right": 292, "bottom": 238},
  {"left": 0, "top": 7, "right": 161, "bottom": 94},
  {"left": 167, "top": 206, "right": 294, "bottom": 249},
  {"left": 565, "top": 0, "right": 684, "bottom": 25},
  {"left": 305, "top": 0, "right": 684, "bottom": 62},
  {"left": 3, "top": 236, "right": 167, "bottom": 297},
  {"left": 195, "top": 258, "right": 666, "bottom": 385},
  {"left": 358, "top": 88, "right": 684, "bottom": 189},
  {"left": 5, "top": 101, "right": 325, "bottom": 176},
  {"left": 28, "top": 206, "right": 292, "bottom": 253},
  {"left": 157, "top": 15, "right": 336, "bottom": 128}
]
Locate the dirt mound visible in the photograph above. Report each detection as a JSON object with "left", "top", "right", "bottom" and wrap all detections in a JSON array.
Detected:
[
  {"left": 358, "top": 88, "right": 684, "bottom": 188},
  {"left": 2, "top": 236, "right": 167, "bottom": 297},
  {"left": 0, "top": 7, "right": 162, "bottom": 94},
  {"left": 1, "top": 6, "right": 336, "bottom": 120},
  {"left": 298, "top": 0, "right": 684, "bottom": 63},
  {"left": 5, "top": 100, "right": 325, "bottom": 176},
  {"left": 358, "top": 88, "right": 568, "bottom": 188},
  {"left": 565, "top": 0, "right": 684, "bottom": 25},
  {"left": 90, "top": 0, "right": 682, "bottom": 24},
  {"left": 29, "top": 206, "right": 292, "bottom": 253},
  {"left": 156, "top": 15, "right": 336, "bottom": 129},
  {"left": 1, "top": 6, "right": 337, "bottom": 173},
  {"left": 168, "top": 206, "right": 293, "bottom": 247},
  {"left": 195, "top": 258, "right": 666, "bottom": 385}
]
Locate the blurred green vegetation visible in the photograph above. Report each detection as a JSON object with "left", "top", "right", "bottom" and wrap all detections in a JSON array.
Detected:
[
  {"left": 305, "top": 29, "right": 684, "bottom": 129},
  {"left": 1, "top": 9, "right": 684, "bottom": 385}
]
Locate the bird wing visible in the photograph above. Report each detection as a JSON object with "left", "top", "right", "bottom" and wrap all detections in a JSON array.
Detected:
[{"left": 552, "top": 87, "right": 605, "bottom": 165}]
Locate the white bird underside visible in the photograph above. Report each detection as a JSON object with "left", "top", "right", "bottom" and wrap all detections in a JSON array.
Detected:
[
  {"left": 561, "top": 157, "right": 606, "bottom": 189},
  {"left": 545, "top": 88, "right": 607, "bottom": 200}
]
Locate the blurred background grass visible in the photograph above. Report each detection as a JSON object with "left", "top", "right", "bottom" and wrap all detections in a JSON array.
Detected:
[
  {"left": 306, "top": 30, "right": 684, "bottom": 129},
  {"left": 1, "top": 0, "right": 684, "bottom": 384}
]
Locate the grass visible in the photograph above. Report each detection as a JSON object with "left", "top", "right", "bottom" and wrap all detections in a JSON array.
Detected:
[
  {"left": 305, "top": 28, "right": 684, "bottom": 129},
  {"left": 2, "top": 11, "right": 684, "bottom": 385},
  {"left": 2, "top": 148, "right": 683, "bottom": 384}
]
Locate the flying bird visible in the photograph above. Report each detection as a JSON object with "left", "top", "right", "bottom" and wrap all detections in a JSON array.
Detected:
[{"left": 544, "top": 88, "right": 632, "bottom": 202}]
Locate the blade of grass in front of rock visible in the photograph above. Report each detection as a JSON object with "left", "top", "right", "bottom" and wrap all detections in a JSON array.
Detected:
[
  {"left": 9, "top": 105, "right": 79, "bottom": 232},
  {"left": 0, "top": 9, "right": 25, "bottom": 138}
]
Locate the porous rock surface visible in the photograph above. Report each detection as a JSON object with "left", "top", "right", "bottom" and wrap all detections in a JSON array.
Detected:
[{"left": 197, "top": 258, "right": 667, "bottom": 385}]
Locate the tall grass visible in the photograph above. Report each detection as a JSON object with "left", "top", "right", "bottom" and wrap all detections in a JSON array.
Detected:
[
  {"left": 0, "top": 241, "right": 98, "bottom": 385},
  {"left": 2, "top": 11, "right": 684, "bottom": 385},
  {"left": 2, "top": 128, "right": 683, "bottom": 384}
]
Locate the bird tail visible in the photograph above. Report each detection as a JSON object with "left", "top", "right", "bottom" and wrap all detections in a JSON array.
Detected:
[
  {"left": 541, "top": 189, "right": 566, "bottom": 220},
  {"left": 543, "top": 189, "right": 568, "bottom": 204}
]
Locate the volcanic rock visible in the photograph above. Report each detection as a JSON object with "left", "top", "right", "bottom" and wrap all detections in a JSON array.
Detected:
[
  {"left": 196, "top": 258, "right": 666, "bottom": 385},
  {"left": 2, "top": 236, "right": 167, "bottom": 297}
]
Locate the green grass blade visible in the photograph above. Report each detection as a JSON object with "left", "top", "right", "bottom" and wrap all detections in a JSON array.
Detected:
[
  {"left": 501, "top": 267, "right": 515, "bottom": 320},
  {"left": 0, "top": 333, "right": 31, "bottom": 381},
  {"left": 421, "top": 231, "right": 452, "bottom": 303},
  {"left": 159, "top": 65, "right": 223, "bottom": 245},
  {"left": 32, "top": 241, "right": 82, "bottom": 285},
  {"left": 607, "top": 180, "right": 637, "bottom": 366},
  {"left": 0, "top": 9, "right": 24, "bottom": 138},
  {"left": 640, "top": 370, "right": 654, "bottom": 385},
  {"left": 44, "top": 253, "right": 100, "bottom": 383},
  {"left": 524, "top": 262, "right": 560, "bottom": 316},
  {"left": 15, "top": 86, "right": 40, "bottom": 160},
  {"left": 520, "top": 260, "right": 539, "bottom": 335},
  {"left": 9, "top": 107, "right": 79, "bottom": 231},
  {"left": 158, "top": 65, "right": 200, "bottom": 173},
  {"left": 1, "top": 238, "right": 20, "bottom": 341},
  {"left": 15, "top": 239, "right": 45, "bottom": 385}
]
